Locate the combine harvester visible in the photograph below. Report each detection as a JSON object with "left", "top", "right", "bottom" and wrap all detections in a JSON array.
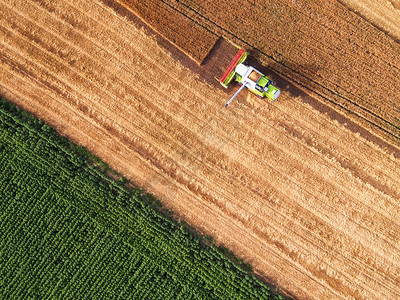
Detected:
[{"left": 218, "top": 48, "right": 280, "bottom": 107}]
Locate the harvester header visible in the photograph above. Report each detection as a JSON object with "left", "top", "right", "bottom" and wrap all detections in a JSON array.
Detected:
[{"left": 218, "top": 48, "right": 248, "bottom": 88}]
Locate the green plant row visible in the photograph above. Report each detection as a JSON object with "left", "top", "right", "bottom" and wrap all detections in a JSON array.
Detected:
[{"left": 0, "top": 98, "right": 287, "bottom": 299}]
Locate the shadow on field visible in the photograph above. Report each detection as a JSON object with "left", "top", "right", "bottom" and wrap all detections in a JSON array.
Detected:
[{"left": 246, "top": 51, "right": 400, "bottom": 158}]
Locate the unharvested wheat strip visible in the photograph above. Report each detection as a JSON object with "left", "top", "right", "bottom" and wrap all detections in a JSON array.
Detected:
[
  {"left": 338, "top": 0, "right": 400, "bottom": 43},
  {"left": 284, "top": 0, "right": 400, "bottom": 73},
  {"left": 175, "top": 0, "right": 400, "bottom": 141},
  {"left": 324, "top": 1, "right": 397, "bottom": 79},
  {"left": 297, "top": 0, "right": 400, "bottom": 71},
  {"left": 280, "top": 51, "right": 398, "bottom": 125},
  {"left": 114, "top": 0, "right": 218, "bottom": 64}
]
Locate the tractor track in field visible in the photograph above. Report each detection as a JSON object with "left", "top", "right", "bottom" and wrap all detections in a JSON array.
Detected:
[{"left": 1, "top": 0, "right": 400, "bottom": 299}]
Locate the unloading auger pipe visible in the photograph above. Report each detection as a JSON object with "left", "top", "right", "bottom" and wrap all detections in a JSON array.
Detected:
[{"left": 225, "top": 84, "right": 246, "bottom": 108}]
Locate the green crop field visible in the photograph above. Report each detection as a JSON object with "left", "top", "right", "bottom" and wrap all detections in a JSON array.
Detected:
[{"left": 0, "top": 98, "right": 287, "bottom": 299}]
